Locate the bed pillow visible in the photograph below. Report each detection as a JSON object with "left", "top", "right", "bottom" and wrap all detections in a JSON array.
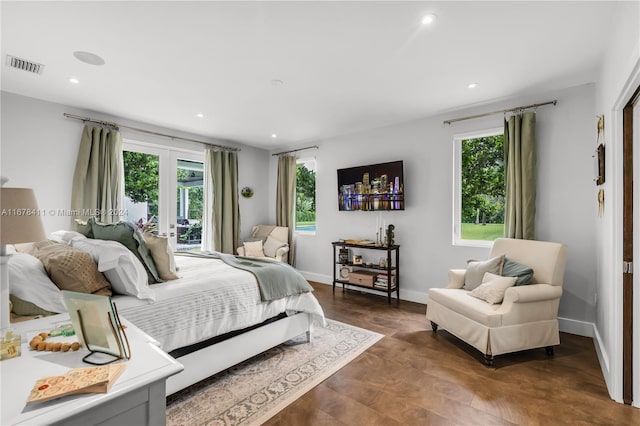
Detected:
[
  {"left": 70, "top": 238, "right": 155, "bottom": 300},
  {"left": 22, "top": 240, "right": 112, "bottom": 296},
  {"left": 143, "top": 233, "right": 179, "bottom": 280},
  {"left": 243, "top": 240, "right": 265, "bottom": 257},
  {"left": 8, "top": 252, "right": 67, "bottom": 313},
  {"left": 470, "top": 272, "right": 517, "bottom": 304},
  {"left": 464, "top": 255, "right": 505, "bottom": 291},
  {"left": 74, "top": 218, "right": 95, "bottom": 238},
  {"left": 502, "top": 257, "right": 534, "bottom": 286},
  {"left": 49, "top": 230, "right": 87, "bottom": 245},
  {"left": 263, "top": 235, "right": 287, "bottom": 258},
  {"left": 91, "top": 220, "right": 162, "bottom": 284},
  {"left": 10, "top": 294, "right": 57, "bottom": 317}
]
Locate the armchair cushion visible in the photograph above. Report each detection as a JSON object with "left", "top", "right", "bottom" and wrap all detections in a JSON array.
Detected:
[
  {"left": 469, "top": 272, "right": 517, "bottom": 304},
  {"left": 243, "top": 240, "right": 265, "bottom": 257},
  {"left": 464, "top": 255, "right": 505, "bottom": 290},
  {"left": 263, "top": 235, "right": 287, "bottom": 258}
]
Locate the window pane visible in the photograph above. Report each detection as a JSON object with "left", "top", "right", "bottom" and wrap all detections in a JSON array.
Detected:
[
  {"left": 176, "top": 159, "right": 203, "bottom": 252},
  {"left": 296, "top": 160, "right": 316, "bottom": 232},
  {"left": 123, "top": 150, "right": 159, "bottom": 232},
  {"left": 460, "top": 134, "right": 505, "bottom": 241}
]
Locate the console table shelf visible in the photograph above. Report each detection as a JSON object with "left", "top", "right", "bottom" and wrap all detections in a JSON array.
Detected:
[{"left": 332, "top": 241, "right": 400, "bottom": 304}]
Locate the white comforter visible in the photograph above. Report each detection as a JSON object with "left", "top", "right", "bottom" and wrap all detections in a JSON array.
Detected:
[{"left": 113, "top": 255, "right": 325, "bottom": 352}]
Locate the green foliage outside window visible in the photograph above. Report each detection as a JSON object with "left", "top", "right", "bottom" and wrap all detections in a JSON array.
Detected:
[
  {"left": 461, "top": 134, "right": 505, "bottom": 239},
  {"left": 123, "top": 151, "right": 159, "bottom": 216},
  {"left": 296, "top": 163, "right": 316, "bottom": 224}
]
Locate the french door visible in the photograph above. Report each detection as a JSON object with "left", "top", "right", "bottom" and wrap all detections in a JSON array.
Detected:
[{"left": 122, "top": 140, "right": 204, "bottom": 251}]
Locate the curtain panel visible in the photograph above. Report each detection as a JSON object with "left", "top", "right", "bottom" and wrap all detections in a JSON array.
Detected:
[
  {"left": 504, "top": 112, "right": 536, "bottom": 240},
  {"left": 202, "top": 149, "right": 241, "bottom": 254},
  {"left": 70, "top": 125, "right": 124, "bottom": 226},
  {"left": 276, "top": 155, "right": 296, "bottom": 265}
]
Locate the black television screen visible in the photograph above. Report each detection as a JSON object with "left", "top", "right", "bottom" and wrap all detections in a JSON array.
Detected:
[{"left": 337, "top": 160, "right": 404, "bottom": 211}]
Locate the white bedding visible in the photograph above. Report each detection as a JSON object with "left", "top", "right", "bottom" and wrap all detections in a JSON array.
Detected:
[{"left": 114, "top": 255, "right": 325, "bottom": 353}]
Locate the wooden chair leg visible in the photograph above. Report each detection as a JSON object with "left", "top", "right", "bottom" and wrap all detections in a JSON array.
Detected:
[
  {"left": 545, "top": 346, "right": 555, "bottom": 356},
  {"left": 483, "top": 354, "right": 494, "bottom": 366},
  {"left": 430, "top": 321, "right": 438, "bottom": 332}
]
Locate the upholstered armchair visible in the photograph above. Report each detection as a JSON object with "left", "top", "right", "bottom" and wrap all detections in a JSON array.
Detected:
[
  {"left": 237, "top": 225, "right": 290, "bottom": 262},
  {"left": 426, "top": 238, "right": 567, "bottom": 365}
]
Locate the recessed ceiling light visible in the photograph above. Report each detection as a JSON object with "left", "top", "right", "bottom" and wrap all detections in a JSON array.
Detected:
[
  {"left": 421, "top": 13, "right": 437, "bottom": 25},
  {"left": 271, "top": 134, "right": 277, "bottom": 139},
  {"left": 196, "top": 113, "right": 204, "bottom": 118},
  {"left": 468, "top": 83, "right": 479, "bottom": 89},
  {"left": 68, "top": 77, "right": 79, "bottom": 84},
  {"left": 73, "top": 51, "right": 105, "bottom": 66}
]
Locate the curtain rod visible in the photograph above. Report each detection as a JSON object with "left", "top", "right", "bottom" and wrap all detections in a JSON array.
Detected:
[
  {"left": 271, "top": 145, "right": 319, "bottom": 156},
  {"left": 63, "top": 113, "right": 241, "bottom": 152},
  {"left": 443, "top": 100, "right": 557, "bottom": 125}
]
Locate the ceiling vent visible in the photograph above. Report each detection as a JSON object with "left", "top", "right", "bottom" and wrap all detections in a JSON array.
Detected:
[{"left": 5, "top": 54, "right": 44, "bottom": 75}]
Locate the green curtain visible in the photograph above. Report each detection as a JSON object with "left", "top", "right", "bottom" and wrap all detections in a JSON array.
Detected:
[
  {"left": 70, "top": 125, "right": 123, "bottom": 225},
  {"left": 504, "top": 112, "right": 536, "bottom": 239},
  {"left": 202, "top": 149, "right": 241, "bottom": 254},
  {"left": 276, "top": 155, "right": 296, "bottom": 265}
]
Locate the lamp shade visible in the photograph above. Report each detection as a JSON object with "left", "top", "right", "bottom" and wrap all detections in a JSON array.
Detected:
[{"left": 0, "top": 188, "right": 46, "bottom": 245}]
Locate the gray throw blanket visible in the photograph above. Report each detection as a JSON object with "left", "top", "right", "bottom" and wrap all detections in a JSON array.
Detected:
[{"left": 176, "top": 251, "right": 313, "bottom": 301}]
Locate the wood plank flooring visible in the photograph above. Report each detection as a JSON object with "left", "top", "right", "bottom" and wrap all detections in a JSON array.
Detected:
[{"left": 265, "top": 282, "right": 640, "bottom": 425}]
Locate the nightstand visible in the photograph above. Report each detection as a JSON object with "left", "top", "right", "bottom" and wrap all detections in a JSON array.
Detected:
[{"left": 0, "top": 313, "right": 183, "bottom": 425}]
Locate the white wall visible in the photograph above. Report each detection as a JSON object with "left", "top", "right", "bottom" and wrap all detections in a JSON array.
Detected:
[
  {"left": 270, "top": 84, "right": 597, "bottom": 333},
  {"left": 594, "top": 0, "right": 640, "bottom": 405},
  {"left": 0, "top": 92, "right": 271, "bottom": 238}
]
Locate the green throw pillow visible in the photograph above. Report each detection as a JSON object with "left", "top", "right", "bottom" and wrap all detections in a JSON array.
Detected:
[
  {"left": 91, "top": 220, "right": 162, "bottom": 284},
  {"left": 10, "top": 294, "right": 56, "bottom": 317},
  {"left": 75, "top": 218, "right": 95, "bottom": 238},
  {"left": 502, "top": 257, "right": 534, "bottom": 286}
]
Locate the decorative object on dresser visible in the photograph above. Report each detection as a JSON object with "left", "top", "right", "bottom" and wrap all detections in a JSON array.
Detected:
[
  {"left": 426, "top": 238, "right": 567, "bottom": 366},
  {"left": 0, "top": 185, "right": 46, "bottom": 336},
  {"left": 332, "top": 241, "right": 400, "bottom": 304}
]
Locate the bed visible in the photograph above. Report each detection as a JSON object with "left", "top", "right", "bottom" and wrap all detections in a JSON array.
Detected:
[{"left": 9, "top": 229, "right": 326, "bottom": 396}]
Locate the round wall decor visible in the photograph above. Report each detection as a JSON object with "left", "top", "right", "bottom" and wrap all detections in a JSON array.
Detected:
[{"left": 241, "top": 187, "right": 254, "bottom": 198}]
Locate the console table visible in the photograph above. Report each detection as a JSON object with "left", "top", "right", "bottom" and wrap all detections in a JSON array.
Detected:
[
  {"left": 0, "top": 314, "right": 183, "bottom": 425},
  {"left": 332, "top": 241, "right": 400, "bottom": 304}
]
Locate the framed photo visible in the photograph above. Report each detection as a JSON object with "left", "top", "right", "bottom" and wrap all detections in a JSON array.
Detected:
[{"left": 353, "top": 255, "right": 363, "bottom": 265}]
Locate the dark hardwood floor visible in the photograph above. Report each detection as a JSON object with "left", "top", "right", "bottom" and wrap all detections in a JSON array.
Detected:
[{"left": 265, "top": 282, "right": 639, "bottom": 425}]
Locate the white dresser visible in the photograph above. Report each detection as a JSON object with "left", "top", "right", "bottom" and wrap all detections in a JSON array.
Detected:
[{"left": 0, "top": 314, "right": 183, "bottom": 425}]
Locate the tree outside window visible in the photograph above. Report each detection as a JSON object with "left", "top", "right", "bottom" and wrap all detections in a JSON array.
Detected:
[{"left": 296, "top": 159, "right": 316, "bottom": 233}]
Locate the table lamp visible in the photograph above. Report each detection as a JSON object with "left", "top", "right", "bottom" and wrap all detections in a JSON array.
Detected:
[{"left": 1, "top": 187, "right": 46, "bottom": 330}]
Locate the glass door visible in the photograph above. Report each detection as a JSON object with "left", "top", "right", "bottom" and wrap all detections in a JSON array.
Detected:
[{"left": 123, "top": 141, "right": 203, "bottom": 251}]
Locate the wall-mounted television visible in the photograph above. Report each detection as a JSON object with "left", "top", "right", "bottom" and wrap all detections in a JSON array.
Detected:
[{"left": 337, "top": 160, "right": 404, "bottom": 211}]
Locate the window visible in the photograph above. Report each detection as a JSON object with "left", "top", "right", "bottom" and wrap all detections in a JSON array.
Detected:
[
  {"left": 295, "top": 158, "right": 316, "bottom": 233},
  {"left": 453, "top": 128, "right": 505, "bottom": 247}
]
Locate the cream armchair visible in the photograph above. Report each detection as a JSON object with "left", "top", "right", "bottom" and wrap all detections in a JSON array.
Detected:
[
  {"left": 237, "top": 225, "right": 290, "bottom": 262},
  {"left": 426, "top": 238, "right": 567, "bottom": 365}
]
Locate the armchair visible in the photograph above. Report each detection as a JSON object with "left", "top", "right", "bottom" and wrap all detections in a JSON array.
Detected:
[
  {"left": 237, "top": 225, "right": 290, "bottom": 262},
  {"left": 426, "top": 238, "right": 567, "bottom": 365}
]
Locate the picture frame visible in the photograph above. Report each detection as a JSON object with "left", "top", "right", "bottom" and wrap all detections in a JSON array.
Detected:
[{"left": 353, "top": 254, "right": 363, "bottom": 265}]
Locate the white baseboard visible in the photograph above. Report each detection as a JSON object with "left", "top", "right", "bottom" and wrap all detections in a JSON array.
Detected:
[
  {"left": 558, "top": 317, "right": 594, "bottom": 337},
  {"left": 299, "top": 271, "right": 427, "bottom": 304}
]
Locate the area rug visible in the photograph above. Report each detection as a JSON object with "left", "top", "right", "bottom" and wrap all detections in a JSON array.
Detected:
[{"left": 166, "top": 319, "right": 383, "bottom": 425}]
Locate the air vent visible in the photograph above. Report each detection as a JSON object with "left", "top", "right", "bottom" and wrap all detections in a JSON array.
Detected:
[{"left": 5, "top": 55, "right": 44, "bottom": 75}]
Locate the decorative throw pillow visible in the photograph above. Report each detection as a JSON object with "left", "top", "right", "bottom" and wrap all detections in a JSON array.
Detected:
[
  {"left": 71, "top": 238, "right": 155, "bottom": 300},
  {"left": 23, "top": 240, "right": 112, "bottom": 296},
  {"left": 502, "top": 257, "right": 534, "bottom": 286},
  {"left": 143, "top": 233, "right": 179, "bottom": 280},
  {"left": 74, "top": 218, "right": 95, "bottom": 238},
  {"left": 91, "top": 220, "right": 162, "bottom": 284},
  {"left": 9, "top": 294, "right": 57, "bottom": 317},
  {"left": 262, "top": 235, "right": 287, "bottom": 258},
  {"left": 243, "top": 240, "right": 265, "bottom": 257},
  {"left": 464, "top": 255, "right": 505, "bottom": 291},
  {"left": 8, "top": 252, "right": 67, "bottom": 313},
  {"left": 470, "top": 272, "right": 517, "bottom": 304}
]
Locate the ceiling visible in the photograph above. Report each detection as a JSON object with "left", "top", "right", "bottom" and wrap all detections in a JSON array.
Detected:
[{"left": 1, "top": 1, "right": 617, "bottom": 149}]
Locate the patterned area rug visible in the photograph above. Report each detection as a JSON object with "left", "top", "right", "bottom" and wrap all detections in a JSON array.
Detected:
[{"left": 166, "top": 319, "right": 383, "bottom": 425}]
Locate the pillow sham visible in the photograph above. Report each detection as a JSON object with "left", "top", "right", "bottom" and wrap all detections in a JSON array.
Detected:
[
  {"left": 91, "top": 220, "right": 162, "bottom": 284},
  {"left": 464, "top": 255, "right": 505, "bottom": 291},
  {"left": 70, "top": 238, "right": 155, "bottom": 301},
  {"left": 502, "top": 257, "right": 534, "bottom": 286},
  {"left": 143, "top": 233, "right": 179, "bottom": 280},
  {"left": 243, "top": 240, "right": 265, "bottom": 257},
  {"left": 75, "top": 218, "right": 95, "bottom": 238},
  {"left": 8, "top": 252, "right": 67, "bottom": 313},
  {"left": 469, "top": 272, "right": 517, "bottom": 304},
  {"left": 49, "top": 230, "right": 87, "bottom": 245},
  {"left": 21, "top": 241, "right": 112, "bottom": 296},
  {"left": 263, "top": 235, "right": 287, "bottom": 258}
]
